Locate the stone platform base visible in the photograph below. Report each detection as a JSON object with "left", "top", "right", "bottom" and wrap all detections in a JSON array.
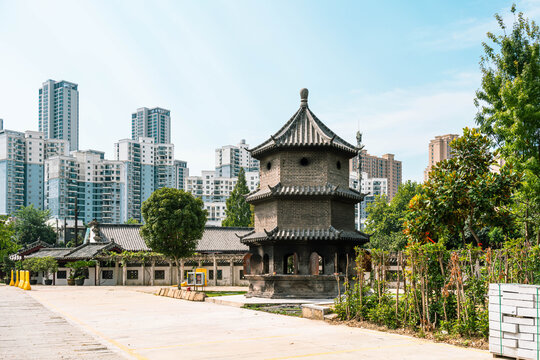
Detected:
[{"left": 245, "top": 275, "right": 346, "bottom": 299}]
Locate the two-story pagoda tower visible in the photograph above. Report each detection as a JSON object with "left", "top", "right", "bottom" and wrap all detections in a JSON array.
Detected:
[{"left": 241, "top": 88, "right": 368, "bottom": 298}]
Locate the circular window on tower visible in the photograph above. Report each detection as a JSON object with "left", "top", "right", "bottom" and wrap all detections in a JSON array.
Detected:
[
  {"left": 266, "top": 161, "right": 272, "bottom": 170},
  {"left": 336, "top": 160, "right": 342, "bottom": 170},
  {"left": 300, "top": 157, "right": 309, "bottom": 166}
]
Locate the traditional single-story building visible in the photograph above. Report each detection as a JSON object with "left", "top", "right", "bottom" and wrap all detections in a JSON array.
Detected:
[{"left": 15, "top": 223, "right": 252, "bottom": 287}]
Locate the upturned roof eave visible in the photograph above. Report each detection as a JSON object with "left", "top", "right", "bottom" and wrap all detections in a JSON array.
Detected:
[{"left": 248, "top": 100, "right": 358, "bottom": 160}]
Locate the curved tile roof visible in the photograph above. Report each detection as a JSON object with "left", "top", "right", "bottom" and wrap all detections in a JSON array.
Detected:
[
  {"left": 97, "top": 224, "right": 251, "bottom": 253},
  {"left": 249, "top": 89, "right": 358, "bottom": 159},
  {"left": 240, "top": 226, "right": 368, "bottom": 244},
  {"left": 246, "top": 182, "right": 364, "bottom": 203}
]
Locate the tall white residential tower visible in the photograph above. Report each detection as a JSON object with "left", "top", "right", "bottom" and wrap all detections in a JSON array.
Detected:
[
  {"left": 131, "top": 107, "right": 171, "bottom": 144},
  {"left": 38, "top": 80, "right": 79, "bottom": 151}
]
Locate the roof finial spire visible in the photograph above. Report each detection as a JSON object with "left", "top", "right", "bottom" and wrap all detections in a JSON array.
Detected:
[{"left": 300, "top": 88, "right": 308, "bottom": 107}]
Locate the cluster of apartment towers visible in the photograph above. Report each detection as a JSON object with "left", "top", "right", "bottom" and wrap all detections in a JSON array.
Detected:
[{"left": 0, "top": 79, "right": 403, "bottom": 229}]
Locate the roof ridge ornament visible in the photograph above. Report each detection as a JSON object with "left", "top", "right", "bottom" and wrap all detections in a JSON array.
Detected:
[{"left": 300, "top": 88, "right": 308, "bottom": 107}]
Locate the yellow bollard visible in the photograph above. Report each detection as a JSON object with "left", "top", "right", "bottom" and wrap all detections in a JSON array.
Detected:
[
  {"left": 23, "top": 271, "right": 31, "bottom": 291},
  {"left": 18, "top": 270, "right": 24, "bottom": 288},
  {"left": 9, "top": 270, "right": 15, "bottom": 286}
]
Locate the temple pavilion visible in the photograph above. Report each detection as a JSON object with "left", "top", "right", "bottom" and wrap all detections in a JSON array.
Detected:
[{"left": 241, "top": 88, "right": 369, "bottom": 298}]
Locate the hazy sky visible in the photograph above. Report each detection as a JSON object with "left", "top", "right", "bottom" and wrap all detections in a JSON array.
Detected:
[{"left": 1, "top": 0, "right": 539, "bottom": 182}]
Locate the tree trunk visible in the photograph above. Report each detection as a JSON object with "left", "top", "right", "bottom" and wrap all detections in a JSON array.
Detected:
[{"left": 467, "top": 221, "right": 481, "bottom": 246}]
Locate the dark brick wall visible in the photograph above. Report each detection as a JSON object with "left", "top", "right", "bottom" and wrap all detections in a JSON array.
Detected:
[
  {"left": 254, "top": 200, "right": 278, "bottom": 231},
  {"left": 259, "top": 154, "right": 281, "bottom": 189},
  {"left": 278, "top": 199, "right": 331, "bottom": 229},
  {"left": 331, "top": 201, "right": 355, "bottom": 231}
]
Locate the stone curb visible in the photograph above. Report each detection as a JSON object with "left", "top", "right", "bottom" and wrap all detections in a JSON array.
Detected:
[{"left": 155, "top": 287, "right": 206, "bottom": 302}]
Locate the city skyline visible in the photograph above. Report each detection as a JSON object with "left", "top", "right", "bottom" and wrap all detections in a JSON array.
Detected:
[{"left": 1, "top": 1, "right": 540, "bottom": 182}]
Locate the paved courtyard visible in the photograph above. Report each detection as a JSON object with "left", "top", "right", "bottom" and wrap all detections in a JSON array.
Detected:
[{"left": 0, "top": 285, "right": 492, "bottom": 360}]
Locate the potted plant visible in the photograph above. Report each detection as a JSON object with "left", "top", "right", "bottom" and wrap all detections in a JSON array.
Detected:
[
  {"left": 66, "top": 260, "right": 95, "bottom": 286},
  {"left": 40, "top": 257, "right": 58, "bottom": 285},
  {"left": 67, "top": 271, "right": 76, "bottom": 286}
]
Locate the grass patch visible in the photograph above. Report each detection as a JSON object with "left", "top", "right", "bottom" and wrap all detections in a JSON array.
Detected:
[{"left": 242, "top": 304, "right": 302, "bottom": 317}]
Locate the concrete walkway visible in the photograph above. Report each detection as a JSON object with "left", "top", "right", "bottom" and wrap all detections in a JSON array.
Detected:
[
  {"left": 1, "top": 285, "right": 492, "bottom": 360},
  {"left": 0, "top": 285, "right": 122, "bottom": 360}
]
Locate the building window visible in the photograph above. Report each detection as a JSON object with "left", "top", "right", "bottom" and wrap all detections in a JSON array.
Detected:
[
  {"left": 208, "top": 270, "right": 214, "bottom": 280},
  {"left": 57, "top": 270, "right": 67, "bottom": 279},
  {"left": 127, "top": 270, "right": 138, "bottom": 280},
  {"left": 154, "top": 270, "right": 165, "bottom": 280},
  {"left": 217, "top": 270, "right": 223, "bottom": 280},
  {"left": 102, "top": 270, "right": 113, "bottom": 279}
]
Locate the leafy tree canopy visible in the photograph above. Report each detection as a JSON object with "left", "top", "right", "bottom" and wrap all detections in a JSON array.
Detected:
[
  {"left": 12, "top": 205, "right": 56, "bottom": 245},
  {"left": 0, "top": 216, "right": 17, "bottom": 271},
  {"left": 140, "top": 188, "right": 207, "bottom": 282},
  {"left": 365, "top": 181, "right": 422, "bottom": 250},
  {"left": 125, "top": 218, "right": 140, "bottom": 225},
  {"left": 222, "top": 168, "right": 252, "bottom": 227},
  {"left": 475, "top": 4, "right": 540, "bottom": 242},
  {"left": 405, "top": 128, "right": 520, "bottom": 248}
]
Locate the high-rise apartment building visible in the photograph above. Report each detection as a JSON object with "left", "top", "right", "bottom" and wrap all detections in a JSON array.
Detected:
[
  {"left": 38, "top": 80, "right": 79, "bottom": 151},
  {"left": 131, "top": 107, "right": 171, "bottom": 144},
  {"left": 350, "top": 172, "right": 388, "bottom": 230},
  {"left": 175, "top": 160, "right": 188, "bottom": 190},
  {"left": 45, "top": 150, "right": 125, "bottom": 223},
  {"left": 350, "top": 150, "right": 401, "bottom": 200},
  {"left": 423, "top": 134, "right": 459, "bottom": 182},
  {"left": 0, "top": 126, "right": 69, "bottom": 215},
  {"left": 185, "top": 170, "right": 259, "bottom": 225},
  {"left": 115, "top": 137, "right": 176, "bottom": 222},
  {"left": 215, "top": 139, "right": 259, "bottom": 177}
]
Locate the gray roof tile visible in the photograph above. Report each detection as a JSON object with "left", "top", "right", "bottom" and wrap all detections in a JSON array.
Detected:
[
  {"left": 246, "top": 182, "right": 363, "bottom": 203},
  {"left": 98, "top": 225, "right": 151, "bottom": 251},
  {"left": 97, "top": 224, "right": 251, "bottom": 253},
  {"left": 241, "top": 226, "right": 369, "bottom": 244},
  {"left": 250, "top": 97, "right": 358, "bottom": 158}
]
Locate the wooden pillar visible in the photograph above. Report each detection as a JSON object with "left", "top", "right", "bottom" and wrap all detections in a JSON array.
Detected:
[
  {"left": 115, "top": 260, "right": 119, "bottom": 285},
  {"left": 213, "top": 255, "right": 218, "bottom": 286},
  {"left": 122, "top": 263, "right": 127, "bottom": 286},
  {"left": 151, "top": 260, "right": 155, "bottom": 286},
  {"left": 169, "top": 261, "right": 173, "bottom": 285},
  {"left": 141, "top": 263, "right": 145, "bottom": 286},
  {"left": 96, "top": 261, "right": 100, "bottom": 286},
  {"left": 180, "top": 260, "right": 184, "bottom": 284},
  {"left": 229, "top": 260, "right": 234, "bottom": 286}
]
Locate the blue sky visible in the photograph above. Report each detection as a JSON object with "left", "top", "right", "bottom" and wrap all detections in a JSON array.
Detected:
[{"left": 1, "top": 0, "right": 539, "bottom": 182}]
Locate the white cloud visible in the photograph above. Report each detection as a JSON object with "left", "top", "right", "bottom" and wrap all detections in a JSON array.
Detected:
[
  {"left": 318, "top": 73, "right": 480, "bottom": 183},
  {"left": 417, "top": 1, "right": 540, "bottom": 51}
]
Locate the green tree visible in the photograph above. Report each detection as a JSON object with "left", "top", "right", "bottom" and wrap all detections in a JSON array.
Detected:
[
  {"left": 13, "top": 205, "right": 56, "bottom": 245},
  {"left": 125, "top": 218, "right": 140, "bottom": 225},
  {"left": 222, "top": 168, "right": 252, "bottom": 227},
  {"left": 365, "top": 181, "right": 422, "bottom": 250},
  {"left": 475, "top": 4, "right": 540, "bottom": 242},
  {"left": 405, "top": 128, "right": 520, "bottom": 248},
  {"left": 0, "top": 216, "right": 17, "bottom": 272},
  {"left": 140, "top": 188, "right": 207, "bottom": 284}
]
